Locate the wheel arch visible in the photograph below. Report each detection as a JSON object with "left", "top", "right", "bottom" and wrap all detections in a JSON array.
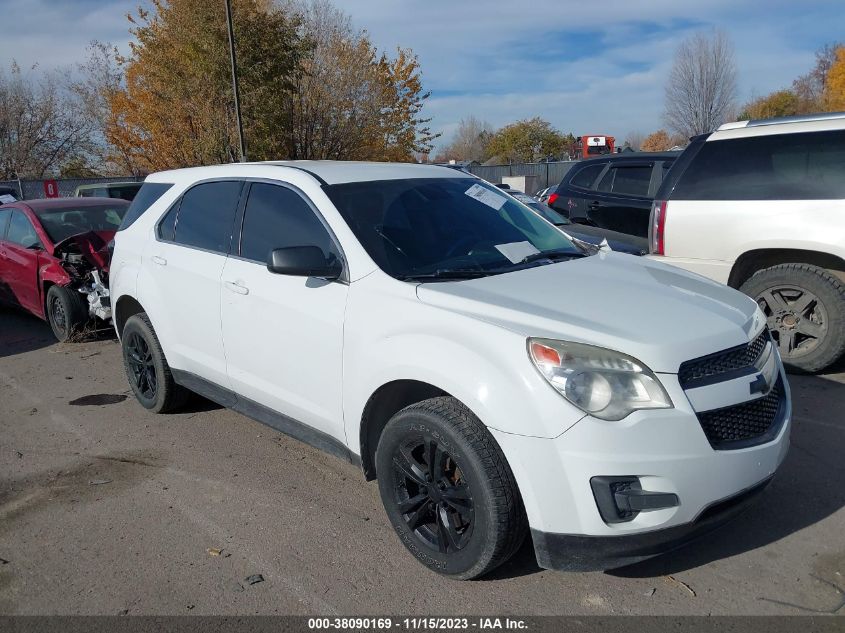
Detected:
[
  {"left": 729, "top": 248, "right": 845, "bottom": 288},
  {"left": 114, "top": 295, "right": 147, "bottom": 338},
  {"left": 359, "top": 379, "right": 450, "bottom": 480}
]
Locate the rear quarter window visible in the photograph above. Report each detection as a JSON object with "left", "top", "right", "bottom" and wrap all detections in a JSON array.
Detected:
[
  {"left": 672, "top": 130, "right": 845, "bottom": 200},
  {"left": 568, "top": 163, "right": 605, "bottom": 190},
  {"left": 119, "top": 182, "right": 174, "bottom": 231}
]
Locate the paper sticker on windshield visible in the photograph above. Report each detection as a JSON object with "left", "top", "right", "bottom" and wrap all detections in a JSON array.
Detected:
[
  {"left": 0, "top": 194, "right": 15, "bottom": 204},
  {"left": 465, "top": 184, "right": 507, "bottom": 210},
  {"left": 495, "top": 241, "right": 540, "bottom": 264}
]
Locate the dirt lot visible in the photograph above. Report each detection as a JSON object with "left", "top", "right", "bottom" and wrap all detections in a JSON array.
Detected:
[{"left": 1, "top": 305, "right": 844, "bottom": 616}]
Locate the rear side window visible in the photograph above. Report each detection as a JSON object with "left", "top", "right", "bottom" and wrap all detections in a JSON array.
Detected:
[
  {"left": 568, "top": 163, "right": 604, "bottom": 189},
  {"left": 672, "top": 130, "right": 845, "bottom": 200},
  {"left": 597, "top": 165, "right": 652, "bottom": 197},
  {"left": 166, "top": 181, "right": 243, "bottom": 253},
  {"left": 239, "top": 183, "right": 338, "bottom": 263},
  {"left": 119, "top": 182, "right": 173, "bottom": 231}
]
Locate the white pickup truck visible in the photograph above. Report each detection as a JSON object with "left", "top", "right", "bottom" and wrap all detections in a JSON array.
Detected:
[{"left": 648, "top": 112, "right": 845, "bottom": 373}]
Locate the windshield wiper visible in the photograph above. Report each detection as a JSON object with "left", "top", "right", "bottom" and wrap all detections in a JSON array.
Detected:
[
  {"left": 519, "top": 249, "right": 589, "bottom": 264},
  {"left": 398, "top": 268, "right": 493, "bottom": 282}
]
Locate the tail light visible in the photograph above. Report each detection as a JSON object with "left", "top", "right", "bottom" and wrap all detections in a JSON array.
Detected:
[
  {"left": 547, "top": 192, "right": 559, "bottom": 206},
  {"left": 650, "top": 200, "right": 667, "bottom": 255}
]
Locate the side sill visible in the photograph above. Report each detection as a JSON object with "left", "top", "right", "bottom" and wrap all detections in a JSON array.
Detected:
[{"left": 171, "top": 369, "right": 362, "bottom": 469}]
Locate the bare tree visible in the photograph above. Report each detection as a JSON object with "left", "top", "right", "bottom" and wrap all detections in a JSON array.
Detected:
[
  {"left": 73, "top": 41, "right": 142, "bottom": 175},
  {"left": 624, "top": 130, "right": 644, "bottom": 151},
  {"left": 793, "top": 42, "right": 842, "bottom": 111},
  {"left": 0, "top": 62, "right": 97, "bottom": 179},
  {"left": 437, "top": 116, "right": 492, "bottom": 162},
  {"left": 664, "top": 30, "right": 737, "bottom": 138}
]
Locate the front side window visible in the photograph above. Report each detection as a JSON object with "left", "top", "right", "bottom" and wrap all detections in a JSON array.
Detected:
[
  {"left": 673, "top": 130, "right": 845, "bottom": 200},
  {"left": 325, "top": 177, "right": 584, "bottom": 280},
  {"left": 597, "top": 165, "right": 652, "bottom": 197},
  {"left": 0, "top": 209, "right": 12, "bottom": 238},
  {"left": 163, "top": 181, "right": 243, "bottom": 253},
  {"left": 6, "top": 210, "right": 42, "bottom": 248},
  {"left": 239, "top": 183, "right": 339, "bottom": 263},
  {"left": 36, "top": 203, "right": 128, "bottom": 243}
]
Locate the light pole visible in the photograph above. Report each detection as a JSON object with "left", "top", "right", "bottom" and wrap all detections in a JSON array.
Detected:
[{"left": 224, "top": 0, "right": 247, "bottom": 162}]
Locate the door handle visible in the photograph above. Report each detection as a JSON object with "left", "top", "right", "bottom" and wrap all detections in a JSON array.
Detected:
[
  {"left": 151, "top": 255, "right": 167, "bottom": 266},
  {"left": 588, "top": 200, "right": 602, "bottom": 211},
  {"left": 224, "top": 280, "right": 249, "bottom": 295}
]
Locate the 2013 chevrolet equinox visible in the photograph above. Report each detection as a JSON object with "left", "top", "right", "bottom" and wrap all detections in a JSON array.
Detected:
[{"left": 111, "top": 162, "right": 791, "bottom": 580}]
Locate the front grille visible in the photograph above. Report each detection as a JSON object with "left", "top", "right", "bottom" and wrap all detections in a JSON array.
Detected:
[
  {"left": 679, "top": 329, "right": 769, "bottom": 388},
  {"left": 697, "top": 378, "right": 786, "bottom": 449}
]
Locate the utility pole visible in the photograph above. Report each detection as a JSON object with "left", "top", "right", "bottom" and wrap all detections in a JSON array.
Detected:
[{"left": 225, "top": 0, "right": 247, "bottom": 162}]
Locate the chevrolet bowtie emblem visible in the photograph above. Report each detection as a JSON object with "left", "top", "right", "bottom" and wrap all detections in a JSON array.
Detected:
[{"left": 749, "top": 373, "right": 769, "bottom": 395}]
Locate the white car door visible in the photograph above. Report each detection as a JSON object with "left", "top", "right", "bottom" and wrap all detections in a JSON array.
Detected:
[
  {"left": 141, "top": 180, "right": 244, "bottom": 389},
  {"left": 220, "top": 181, "right": 349, "bottom": 443}
]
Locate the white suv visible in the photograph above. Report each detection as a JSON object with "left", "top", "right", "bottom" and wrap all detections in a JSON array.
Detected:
[
  {"left": 648, "top": 112, "right": 845, "bottom": 373},
  {"left": 111, "top": 162, "right": 790, "bottom": 579}
]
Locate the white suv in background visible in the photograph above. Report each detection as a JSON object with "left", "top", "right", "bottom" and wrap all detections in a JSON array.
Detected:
[
  {"left": 649, "top": 112, "right": 845, "bottom": 373},
  {"left": 110, "top": 162, "right": 790, "bottom": 579}
]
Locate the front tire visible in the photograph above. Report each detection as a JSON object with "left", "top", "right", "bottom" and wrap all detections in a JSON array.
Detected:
[
  {"left": 376, "top": 397, "right": 527, "bottom": 580},
  {"left": 740, "top": 263, "right": 845, "bottom": 373},
  {"left": 46, "top": 285, "right": 88, "bottom": 342},
  {"left": 121, "top": 313, "right": 189, "bottom": 413}
]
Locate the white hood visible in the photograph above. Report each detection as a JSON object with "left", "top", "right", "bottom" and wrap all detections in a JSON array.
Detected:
[{"left": 415, "top": 252, "right": 763, "bottom": 374}]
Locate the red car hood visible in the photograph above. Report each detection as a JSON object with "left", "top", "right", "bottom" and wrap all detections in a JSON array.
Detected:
[{"left": 52, "top": 230, "right": 116, "bottom": 271}]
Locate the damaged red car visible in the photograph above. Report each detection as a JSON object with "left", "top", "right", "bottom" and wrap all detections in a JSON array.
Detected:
[{"left": 0, "top": 198, "right": 129, "bottom": 341}]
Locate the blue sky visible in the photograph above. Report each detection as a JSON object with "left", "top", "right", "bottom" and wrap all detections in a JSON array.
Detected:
[{"left": 2, "top": 0, "right": 844, "bottom": 151}]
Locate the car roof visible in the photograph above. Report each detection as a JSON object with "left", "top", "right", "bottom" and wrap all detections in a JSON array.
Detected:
[
  {"left": 16, "top": 197, "right": 130, "bottom": 213},
  {"left": 76, "top": 182, "right": 141, "bottom": 190},
  {"left": 576, "top": 152, "right": 680, "bottom": 165},
  {"left": 711, "top": 111, "right": 845, "bottom": 141},
  {"left": 147, "top": 161, "right": 467, "bottom": 186}
]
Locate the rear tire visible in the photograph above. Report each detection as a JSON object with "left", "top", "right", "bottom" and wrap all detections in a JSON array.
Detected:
[
  {"left": 375, "top": 396, "right": 527, "bottom": 580},
  {"left": 121, "top": 313, "right": 189, "bottom": 413},
  {"left": 46, "top": 285, "right": 88, "bottom": 342},
  {"left": 740, "top": 263, "right": 845, "bottom": 373}
]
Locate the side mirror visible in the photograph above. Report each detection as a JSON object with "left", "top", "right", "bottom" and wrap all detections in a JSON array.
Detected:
[{"left": 267, "top": 246, "right": 342, "bottom": 280}]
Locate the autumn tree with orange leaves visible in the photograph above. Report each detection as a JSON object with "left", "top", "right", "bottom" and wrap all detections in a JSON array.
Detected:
[{"left": 102, "top": 0, "right": 437, "bottom": 171}]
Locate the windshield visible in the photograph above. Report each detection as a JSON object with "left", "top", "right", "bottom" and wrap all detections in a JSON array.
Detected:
[
  {"left": 325, "top": 177, "right": 584, "bottom": 280},
  {"left": 37, "top": 203, "right": 129, "bottom": 243}
]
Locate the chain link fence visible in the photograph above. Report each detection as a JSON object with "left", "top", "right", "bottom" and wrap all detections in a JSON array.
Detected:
[{"left": 0, "top": 176, "right": 145, "bottom": 200}]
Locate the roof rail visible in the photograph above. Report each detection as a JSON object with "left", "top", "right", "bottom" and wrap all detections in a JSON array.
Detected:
[{"left": 744, "top": 111, "right": 845, "bottom": 128}]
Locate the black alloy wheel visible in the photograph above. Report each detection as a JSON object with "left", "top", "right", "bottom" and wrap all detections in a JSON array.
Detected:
[
  {"left": 376, "top": 397, "right": 527, "bottom": 579},
  {"left": 125, "top": 331, "right": 157, "bottom": 400},
  {"left": 392, "top": 436, "right": 474, "bottom": 554},
  {"left": 121, "top": 313, "right": 190, "bottom": 413},
  {"left": 740, "top": 263, "right": 845, "bottom": 373},
  {"left": 756, "top": 284, "right": 828, "bottom": 359}
]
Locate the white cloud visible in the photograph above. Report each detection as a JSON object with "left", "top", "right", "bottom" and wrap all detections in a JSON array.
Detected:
[{"left": 0, "top": 0, "right": 842, "bottom": 153}]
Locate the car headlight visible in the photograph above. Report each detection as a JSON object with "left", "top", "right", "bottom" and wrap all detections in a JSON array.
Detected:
[{"left": 528, "top": 338, "right": 672, "bottom": 421}]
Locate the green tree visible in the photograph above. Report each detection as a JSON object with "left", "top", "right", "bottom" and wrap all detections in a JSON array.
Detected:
[
  {"left": 485, "top": 118, "right": 568, "bottom": 163},
  {"left": 739, "top": 90, "right": 802, "bottom": 120},
  {"left": 105, "top": 0, "right": 308, "bottom": 171},
  {"left": 283, "top": 0, "right": 436, "bottom": 161}
]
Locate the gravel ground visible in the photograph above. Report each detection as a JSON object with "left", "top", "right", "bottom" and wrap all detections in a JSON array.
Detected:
[{"left": 1, "top": 306, "right": 843, "bottom": 616}]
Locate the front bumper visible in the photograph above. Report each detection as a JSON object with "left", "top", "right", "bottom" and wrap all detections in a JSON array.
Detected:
[
  {"left": 532, "top": 476, "right": 772, "bottom": 571},
  {"left": 488, "top": 366, "right": 791, "bottom": 570}
]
